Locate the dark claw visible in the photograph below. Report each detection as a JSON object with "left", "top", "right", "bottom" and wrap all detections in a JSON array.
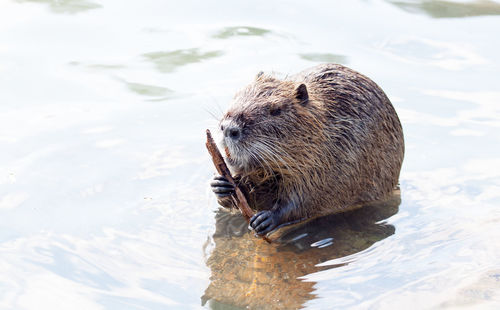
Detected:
[
  {"left": 256, "top": 224, "right": 275, "bottom": 236},
  {"left": 212, "top": 186, "right": 233, "bottom": 193},
  {"left": 210, "top": 180, "right": 233, "bottom": 188},
  {"left": 255, "top": 218, "right": 272, "bottom": 232},
  {"left": 250, "top": 210, "right": 279, "bottom": 235},
  {"left": 250, "top": 212, "right": 264, "bottom": 227},
  {"left": 211, "top": 175, "right": 234, "bottom": 198},
  {"left": 249, "top": 213, "right": 259, "bottom": 227}
]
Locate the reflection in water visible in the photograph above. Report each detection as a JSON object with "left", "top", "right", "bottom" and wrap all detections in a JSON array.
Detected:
[
  {"left": 202, "top": 190, "right": 401, "bottom": 309},
  {"left": 67, "top": 62, "right": 126, "bottom": 70},
  {"left": 143, "top": 48, "right": 224, "bottom": 73},
  {"left": 16, "top": 0, "right": 102, "bottom": 14},
  {"left": 122, "top": 80, "right": 173, "bottom": 98},
  {"left": 213, "top": 26, "right": 271, "bottom": 39},
  {"left": 388, "top": 0, "right": 500, "bottom": 18},
  {"left": 299, "top": 53, "right": 348, "bottom": 64}
]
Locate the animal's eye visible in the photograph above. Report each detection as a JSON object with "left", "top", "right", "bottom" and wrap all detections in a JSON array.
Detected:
[{"left": 270, "top": 107, "right": 281, "bottom": 116}]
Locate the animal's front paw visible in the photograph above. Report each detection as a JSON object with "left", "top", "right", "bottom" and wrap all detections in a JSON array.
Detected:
[
  {"left": 249, "top": 210, "right": 280, "bottom": 236},
  {"left": 211, "top": 175, "right": 234, "bottom": 198}
]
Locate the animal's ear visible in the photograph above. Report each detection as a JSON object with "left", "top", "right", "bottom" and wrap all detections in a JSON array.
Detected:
[
  {"left": 295, "top": 84, "right": 308, "bottom": 105},
  {"left": 256, "top": 71, "right": 264, "bottom": 80}
]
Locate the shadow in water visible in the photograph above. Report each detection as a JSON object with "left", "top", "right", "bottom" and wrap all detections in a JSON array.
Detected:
[
  {"left": 212, "top": 26, "right": 272, "bottom": 39},
  {"left": 16, "top": 0, "right": 102, "bottom": 14},
  {"left": 143, "top": 48, "right": 224, "bottom": 74},
  {"left": 299, "top": 53, "right": 348, "bottom": 65},
  {"left": 119, "top": 79, "right": 174, "bottom": 99},
  {"left": 202, "top": 190, "right": 401, "bottom": 309},
  {"left": 387, "top": 0, "right": 500, "bottom": 18}
]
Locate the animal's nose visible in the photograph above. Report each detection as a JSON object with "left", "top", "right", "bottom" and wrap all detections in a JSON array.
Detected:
[{"left": 223, "top": 125, "right": 242, "bottom": 140}]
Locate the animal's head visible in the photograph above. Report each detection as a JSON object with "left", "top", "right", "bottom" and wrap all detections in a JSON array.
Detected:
[{"left": 218, "top": 72, "right": 325, "bottom": 176}]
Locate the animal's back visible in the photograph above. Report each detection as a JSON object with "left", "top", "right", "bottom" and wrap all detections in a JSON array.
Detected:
[{"left": 294, "top": 64, "right": 404, "bottom": 214}]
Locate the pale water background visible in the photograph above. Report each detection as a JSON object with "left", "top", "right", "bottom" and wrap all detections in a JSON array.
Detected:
[{"left": 1, "top": 0, "right": 500, "bottom": 309}]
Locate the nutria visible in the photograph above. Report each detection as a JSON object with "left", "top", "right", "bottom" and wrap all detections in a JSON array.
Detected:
[{"left": 211, "top": 63, "right": 404, "bottom": 236}]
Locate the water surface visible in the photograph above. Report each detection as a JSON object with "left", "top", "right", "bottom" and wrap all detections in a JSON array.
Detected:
[{"left": 1, "top": 0, "right": 500, "bottom": 309}]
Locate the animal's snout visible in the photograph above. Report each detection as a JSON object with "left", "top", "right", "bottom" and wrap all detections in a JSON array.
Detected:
[
  {"left": 220, "top": 120, "right": 242, "bottom": 141},
  {"left": 224, "top": 126, "right": 241, "bottom": 141}
]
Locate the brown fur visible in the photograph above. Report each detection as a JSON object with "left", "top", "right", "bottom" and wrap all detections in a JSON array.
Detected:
[{"left": 218, "top": 63, "right": 404, "bottom": 226}]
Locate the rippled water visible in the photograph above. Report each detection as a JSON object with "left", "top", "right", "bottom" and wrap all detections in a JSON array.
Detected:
[{"left": 1, "top": 0, "right": 500, "bottom": 309}]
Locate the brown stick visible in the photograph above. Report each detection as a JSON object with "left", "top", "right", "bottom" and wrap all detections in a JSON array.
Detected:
[{"left": 205, "top": 129, "right": 271, "bottom": 243}]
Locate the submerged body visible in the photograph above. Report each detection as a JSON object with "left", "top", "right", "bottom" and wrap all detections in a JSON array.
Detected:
[{"left": 211, "top": 64, "right": 404, "bottom": 235}]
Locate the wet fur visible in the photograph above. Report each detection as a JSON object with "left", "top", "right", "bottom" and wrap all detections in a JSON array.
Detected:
[{"left": 218, "top": 64, "right": 404, "bottom": 227}]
